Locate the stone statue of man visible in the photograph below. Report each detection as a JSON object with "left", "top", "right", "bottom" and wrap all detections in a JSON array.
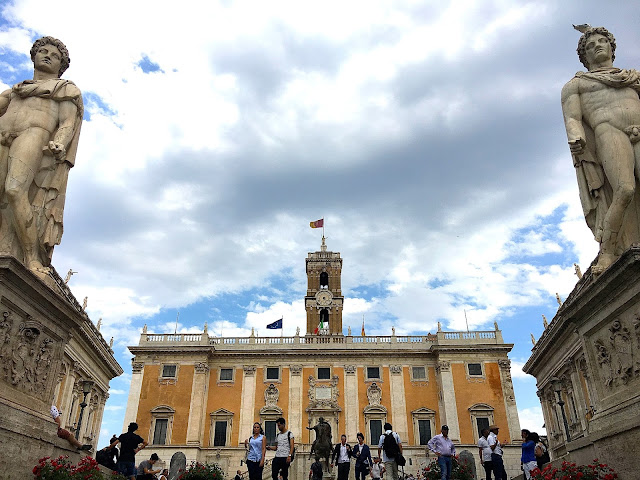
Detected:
[
  {"left": 562, "top": 26, "right": 640, "bottom": 274},
  {"left": 0, "top": 36, "right": 83, "bottom": 273}
]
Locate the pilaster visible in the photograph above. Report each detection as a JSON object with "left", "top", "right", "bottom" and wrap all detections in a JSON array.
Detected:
[
  {"left": 497, "top": 359, "right": 521, "bottom": 441},
  {"left": 389, "top": 365, "right": 408, "bottom": 442},
  {"left": 123, "top": 360, "right": 145, "bottom": 431},
  {"left": 344, "top": 365, "right": 358, "bottom": 440},
  {"left": 238, "top": 365, "right": 257, "bottom": 444},
  {"left": 436, "top": 360, "right": 460, "bottom": 442},
  {"left": 288, "top": 365, "right": 303, "bottom": 436},
  {"left": 186, "top": 362, "right": 209, "bottom": 445}
]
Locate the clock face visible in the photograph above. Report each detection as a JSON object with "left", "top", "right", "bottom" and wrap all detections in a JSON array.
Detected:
[{"left": 315, "top": 290, "right": 333, "bottom": 306}]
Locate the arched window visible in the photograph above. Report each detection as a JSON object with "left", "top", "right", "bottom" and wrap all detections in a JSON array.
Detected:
[
  {"left": 320, "top": 309, "right": 329, "bottom": 325},
  {"left": 320, "top": 272, "right": 329, "bottom": 289}
]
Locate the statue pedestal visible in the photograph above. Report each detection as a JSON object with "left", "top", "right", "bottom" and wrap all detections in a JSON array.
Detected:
[
  {"left": 0, "top": 256, "right": 120, "bottom": 478},
  {"left": 524, "top": 247, "right": 640, "bottom": 479}
]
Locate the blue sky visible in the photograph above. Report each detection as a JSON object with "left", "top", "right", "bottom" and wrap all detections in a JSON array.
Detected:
[{"left": 2, "top": 0, "right": 637, "bottom": 448}]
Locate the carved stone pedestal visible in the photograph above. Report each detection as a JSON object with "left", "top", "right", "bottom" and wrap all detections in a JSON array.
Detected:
[
  {"left": 524, "top": 247, "right": 640, "bottom": 480},
  {"left": 0, "top": 256, "right": 121, "bottom": 478}
]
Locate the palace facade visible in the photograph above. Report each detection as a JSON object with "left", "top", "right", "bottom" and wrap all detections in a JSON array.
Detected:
[{"left": 123, "top": 240, "right": 522, "bottom": 476}]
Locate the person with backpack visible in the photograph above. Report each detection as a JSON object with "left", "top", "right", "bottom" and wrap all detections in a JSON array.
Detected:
[
  {"left": 531, "top": 432, "right": 550, "bottom": 470},
  {"left": 377, "top": 423, "right": 403, "bottom": 480},
  {"left": 267, "top": 417, "right": 295, "bottom": 480},
  {"left": 427, "top": 425, "right": 456, "bottom": 480}
]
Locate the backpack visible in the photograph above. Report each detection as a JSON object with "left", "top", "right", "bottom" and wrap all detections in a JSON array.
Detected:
[
  {"left": 383, "top": 432, "right": 400, "bottom": 458},
  {"left": 287, "top": 431, "right": 296, "bottom": 461}
]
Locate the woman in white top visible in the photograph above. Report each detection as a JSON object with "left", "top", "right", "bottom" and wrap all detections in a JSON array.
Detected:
[{"left": 245, "top": 422, "right": 267, "bottom": 480}]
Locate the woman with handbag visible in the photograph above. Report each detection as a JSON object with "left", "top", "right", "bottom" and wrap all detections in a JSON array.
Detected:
[
  {"left": 245, "top": 422, "right": 267, "bottom": 480},
  {"left": 353, "top": 432, "right": 373, "bottom": 480}
]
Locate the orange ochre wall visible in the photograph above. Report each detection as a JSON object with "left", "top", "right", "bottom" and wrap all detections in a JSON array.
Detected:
[
  {"left": 204, "top": 367, "right": 244, "bottom": 447},
  {"left": 451, "top": 362, "right": 510, "bottom": 444},
  {"left": 137, "top": 365, "right": 195, "bottom": 445},
  {"left": 402, "top": 366, "right": 441, "bottom": 444}
]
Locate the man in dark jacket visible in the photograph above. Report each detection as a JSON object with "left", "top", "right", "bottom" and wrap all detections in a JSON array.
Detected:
[
  {"left": 352, "top": 432, "right": 372, "bottom": 480},
  {"left": 331, "top": 434, "right": 353, "bottom": 480}
]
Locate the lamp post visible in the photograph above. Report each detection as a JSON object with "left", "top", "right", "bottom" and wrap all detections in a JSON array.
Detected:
[
  {"left": 75, "top": 380, "right": 94, "bottom": 440},
  {"left": 551, "top": 377, "right": 571, "bottom": 442}
]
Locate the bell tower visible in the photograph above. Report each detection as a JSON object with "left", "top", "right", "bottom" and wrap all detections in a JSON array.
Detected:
[{"left": 305, "top": 237, "right": 344, "bottom": 335}]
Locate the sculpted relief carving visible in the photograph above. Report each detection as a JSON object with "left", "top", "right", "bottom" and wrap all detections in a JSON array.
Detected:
[
  {"left": 265, "top": 383, "right": 279, "bottom": 406},
  {"left": 0, "top": 311, "right": 59, "bottom": 397},
  {"left": 367, "top": 382, "right": 382, "bottom": 406},
  {"left": 592, "top": 317, "right": 640, "bottom": 388},
  {"left": 308, "top": 374, "right": 340, "bottom": 408}
]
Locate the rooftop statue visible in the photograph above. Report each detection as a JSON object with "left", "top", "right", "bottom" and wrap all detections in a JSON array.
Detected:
[
  {"left": 562, "top": 25, "right": 640, "bottom": 275},
  {"left": 0, "top": 36, "right": 83, "bottom": 273}
]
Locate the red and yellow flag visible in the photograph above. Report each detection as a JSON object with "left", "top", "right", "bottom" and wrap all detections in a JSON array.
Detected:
[{"left": 310, "top": 218, "right": 324, "bottom": 228}]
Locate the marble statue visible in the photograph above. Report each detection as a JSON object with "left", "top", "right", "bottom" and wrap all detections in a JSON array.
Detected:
[
  {"left": 0, "top": 36, "right": 83, "bottom": 273},
  {"left": 562, "top": 25, "right": 640, "bottom": 274}
]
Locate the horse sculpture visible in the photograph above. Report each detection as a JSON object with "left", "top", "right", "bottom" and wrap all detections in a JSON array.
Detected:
[{"left": 307, "top": 417, "right": 332, "bottom": 472}]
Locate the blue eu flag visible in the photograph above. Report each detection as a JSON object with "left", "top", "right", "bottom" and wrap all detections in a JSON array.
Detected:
[{"left": 266, "top": 318, "right": 283, "bottom": 329}]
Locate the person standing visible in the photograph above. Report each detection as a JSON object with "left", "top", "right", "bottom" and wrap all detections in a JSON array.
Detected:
[
  {"left": 520, "top": 430, "right": 538, "bottom": 479},
  {"left": 332, "top": 434, "right": 353, "bottom": 480},
  {"left": 105, "top": 422, "right": 148, "bottom": 480},
  {"left": 370, "top": 457, "right": 385, "bottom": 480},
  {"left": 477, "top": 428, "right": 493, "bottom": 480},
  {"left": 267, "top": 417, "right": 294, "bottom": 480},
  {"left": 427, "top": 425, "right": 456, "bottom": 480},
  {"left": 532, "top": 432, "right": 549, "bottom": 470},
  {"left": 353, "top": 432, "right": 373, "bottom": 480},
  {"left": 245, "top": 422, "right": 267, "bottom": 480},
  {"left": 377, "top": 423, "right": 403, "bottom": 480},
  {"left": 487, "top": 425, "right": 505, "bottom": 480},
  {"left": 310, "top": 456, "right": 323, "bottom": 480}
]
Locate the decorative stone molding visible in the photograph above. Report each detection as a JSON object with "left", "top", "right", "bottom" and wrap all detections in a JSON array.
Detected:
[
  {"left": 243, "top": 365, "right": 256, "bottom": 376},
  {"left": 390, "top": 365, "right": 402, "bottom": 374},
  {"left": 290, "top": 365, "right": 302, "bottom": 376},
  {"left": 367, "top": 382, "right": 382, "bottom": 406},
  {"left": 436, "top": 360, "right": 451, "bottom": 373},
  {"left": 344, "top": 365, "right": 356, "bottom": 375},
  {"left": 194, "top": 362, "right": 210, "bottom": 373},
  {"left": 308, "top": 375, "right": 340, "bottom": 408},
  {"left": 265, "top": 383, "right": 279, "bottom": 406},
  {"left": 131, "top": 362, "right": 144, "bottom": 373},
  {"left": 498, "top": 359, "right": 511, "bottom": 370}
]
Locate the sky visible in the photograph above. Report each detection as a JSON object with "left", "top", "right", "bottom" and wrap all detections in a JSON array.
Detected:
[{"left": 1, "top": 0, "right": 636, "bottom": 449}]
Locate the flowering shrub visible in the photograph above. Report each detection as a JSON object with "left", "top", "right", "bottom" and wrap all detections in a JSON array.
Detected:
[
  {"left": 422, "top": 456, "right": 474, "bottom": 480},
  {"left": 33, "top": 455, "right": 126, "bottom": 480},
  {"left": 178, "top": 461, "right": 225, "bottom": 480},
  {"left": 530, "top": 459, "right": 618, "bottom": 480}
]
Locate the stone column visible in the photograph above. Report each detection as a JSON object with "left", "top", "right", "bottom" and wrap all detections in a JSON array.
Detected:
[
  {"left": 186, "top": 362, "right": 210, "bottom": 445},
  {"left": 344, "top": 365, "right": 358, "bottom": 440},
  {"left": 238, "top": 365, "right": 257, "bottom": 444},
  {"left": 93, "top": 392, "right": 108, "bottom": 449},
  {"left": 123, "top": 361, "right": 145, "bottom": 431},
  {"left": 436, "top": 360, "right": 460, "bottom": 442},
  {"left": 389, "top": 365, "right": 408, "bottom": 442},
  {"left": 498, "top": 360, "right": 521, "bottom": 441},
  {"left": 288, "top": 365, "right": 303, "bottom": 437}
]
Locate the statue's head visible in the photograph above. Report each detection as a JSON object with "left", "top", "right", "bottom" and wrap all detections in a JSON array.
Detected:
[
  {"left": 577, "top": 26, "right": 616, "bottom": 69},
  {"left": 318, "top": 417, "right": 324, "bottom": 423},
  {"left": 30, "top": 36, "right": 70, "bottom": 77}
]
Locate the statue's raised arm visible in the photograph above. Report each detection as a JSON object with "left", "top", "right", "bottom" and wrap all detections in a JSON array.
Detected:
[
  {"left": 561, "top": 25, "right": 640, "bottom": 274},
  {"left": 0, "top": 36, "right": 83, "bottom": 274}
]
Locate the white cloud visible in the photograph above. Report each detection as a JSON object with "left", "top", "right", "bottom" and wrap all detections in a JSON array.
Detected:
[{"left": 518, "top": 407, "right": 546, "bottom": 435}]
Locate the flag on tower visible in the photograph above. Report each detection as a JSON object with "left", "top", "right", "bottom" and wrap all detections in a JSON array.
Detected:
[
  {"left": 314, "top": 318, "right": 325, "bottom": 334},
  {"left": 361, "top": 317, "right": 366, "bottom": 336},
  {"left": 266, "top": 318, "right": 283, "bottom": 329},
  {"left": 310, "top": 218, "right": 324, "bottom": 228}
]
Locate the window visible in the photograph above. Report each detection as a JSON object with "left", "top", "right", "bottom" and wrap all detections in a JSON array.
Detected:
[
  {"left": 320, "top": 272, "right": 329, "bottom": 289},
  {"left": 153, "top": 418, "right": 168, "bottom": 444},
  {"left": 468, "top": 403, "right": 494, "bottom": 442},
  {"left": 265, "top": 420, "right": 277, "bottom": 446},
  {"left": 266, "top": 367, "right": 280, "bottom": 381},
  {"left": 317, "top": 367, "right": 331, "bottom": 380},
  {"left": 366, "top": 367, "right": 381, "bottom": 380},
  {"left": 209, "top": 408, "right": 234, "bottom": 447},
  {"left": 411, "top": 366, "right": 426, "bottom": 381},
  {"left": 411, "top": 407, "right": 436, "bottom": 445},
  {"left": 418, "top": 419, "right": 431, "bottom": 445},
  {"left": 476, "top": 417, "right": 490, "bottom": 439},
  {"left": 468, "top": 363, "right": 483, "bottom": 376},
  {"left": 150, "top": 405, "right": 174, "bottom": 445},
  {"left": 220, "top": 368, "right": 234, "bottom": 381},
  {"left": 162, "top": 365, "right": 177, "bottom": 378},
  {"left": 213, "top": 421, "right": 227, "bottom": 446},
  {"left": 369, "top": 419, "right": 382, "bottom": 445}
]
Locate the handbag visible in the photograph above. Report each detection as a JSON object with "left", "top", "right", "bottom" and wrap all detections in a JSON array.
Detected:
[{"left": 396, "top": 453, "right": 406, "bottom": 467}]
